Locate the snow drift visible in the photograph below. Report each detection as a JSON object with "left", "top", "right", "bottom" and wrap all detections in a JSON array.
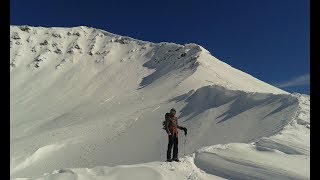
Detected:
[{"left": 10, "top": 26, "right": 309, "bottom": 179}]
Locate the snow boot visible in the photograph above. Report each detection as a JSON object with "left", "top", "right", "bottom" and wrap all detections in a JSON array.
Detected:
[
  {"left": 166, "top": 159, "right": 172, "bottom": 162},
  {"left": 172, "top": 158, "right": 180, "bottom": 162}
]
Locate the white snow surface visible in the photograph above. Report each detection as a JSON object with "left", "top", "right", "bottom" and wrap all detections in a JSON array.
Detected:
[{"left": 10, "top": 26, "right": 309, "bottom": 179}]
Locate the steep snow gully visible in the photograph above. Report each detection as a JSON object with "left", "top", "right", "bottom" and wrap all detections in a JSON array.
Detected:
[{"left": 10, "top": 26, "right": 309, "bottom": 179}]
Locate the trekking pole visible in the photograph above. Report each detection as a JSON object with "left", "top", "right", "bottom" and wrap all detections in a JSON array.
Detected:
[{"left": 184, "top": 134, "right": 187, "bottom": 156}]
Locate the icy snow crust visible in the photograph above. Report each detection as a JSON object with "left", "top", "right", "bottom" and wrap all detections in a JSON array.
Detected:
[{"left": 10, "top": 26, "right": 309, "bottom": 179}]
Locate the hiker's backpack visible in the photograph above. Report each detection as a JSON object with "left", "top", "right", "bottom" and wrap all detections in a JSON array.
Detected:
[{"left": 162, "top": 113, "right": 170, "bottom": 130}]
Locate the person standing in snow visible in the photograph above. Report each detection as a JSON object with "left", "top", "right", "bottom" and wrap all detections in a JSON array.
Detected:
[{"left": 164, "top": 108, "right": 187, "bottom": 162}]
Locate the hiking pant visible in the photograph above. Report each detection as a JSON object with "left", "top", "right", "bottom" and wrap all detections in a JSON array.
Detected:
[{"left": 167, "top": 133, "right": 178, "bottom": 160}]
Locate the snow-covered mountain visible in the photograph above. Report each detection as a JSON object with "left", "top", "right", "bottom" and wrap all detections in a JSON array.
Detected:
[{"left": 10, "top": 25, "right": 309, "bottom": 179}]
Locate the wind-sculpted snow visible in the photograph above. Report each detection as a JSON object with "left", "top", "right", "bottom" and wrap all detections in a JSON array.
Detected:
[
  {"left": 13, "top": 157, "right": 225, "bottom": 180},
  {"left": 193, "top": 94, "right": 309, "bottom": 179},
  {"left": 194, "top": 143, "right": 309, "bottom": 180},
  {"left": 11, "top": 143, "right": 66, "bottom": 174},
  {"left": 10, "top": 25, "right": 308, "bottom": 179}
]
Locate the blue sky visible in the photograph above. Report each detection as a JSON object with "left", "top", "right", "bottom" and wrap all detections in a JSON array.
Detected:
[{"left": 10, "top": 0, "right": 310, "bottom": 94}]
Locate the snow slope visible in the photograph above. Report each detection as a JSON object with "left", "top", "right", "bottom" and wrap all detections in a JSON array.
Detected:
[
  {"left": 194, "top": 94, "right": 310, "bottom": 179},
  {"left": 10, "top": 26, "right": 309, "bottom": 179}
]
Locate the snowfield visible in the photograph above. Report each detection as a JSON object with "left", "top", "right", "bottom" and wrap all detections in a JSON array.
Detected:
[{"left": 10, "top": 26, "right": 309, "bottom": 179}]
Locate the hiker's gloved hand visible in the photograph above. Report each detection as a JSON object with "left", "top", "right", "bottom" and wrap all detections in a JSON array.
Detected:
[{"left": 182, "top": 127, "right": 187, "bottom": 136}]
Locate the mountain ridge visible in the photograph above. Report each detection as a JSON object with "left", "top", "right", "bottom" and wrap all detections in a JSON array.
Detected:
[{"left": 10, "top": 25, "right": 287, "bottom": 94}]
